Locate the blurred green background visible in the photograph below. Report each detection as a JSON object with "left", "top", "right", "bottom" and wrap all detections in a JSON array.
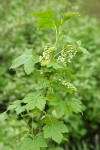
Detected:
[{"left": 0, "top": 0, "right": 100, "bottom": 150}]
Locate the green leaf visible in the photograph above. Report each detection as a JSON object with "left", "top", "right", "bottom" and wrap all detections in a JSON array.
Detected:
[
  {"left": 67, "top": 98, "right": 82, "bottom": 114},
  {"left": 36, "top": 78, "right": 50, "bottom": 90},
  {"left": 15, "top": 106, "right": 26, "bottom": 115},
  {"left": 8, "top": 100, "right": 21, "bottom": 110},
  {"left": 16, "top": 134, "right": 47, "bottom": 150},
  {"left": 48, "top": 60, "right": 65, "bottom": 70},
  {"left": 54, "top": 101, "right": 67, "bottom": 118},
  {"left": 10, "top": 50, "right": 39, "bottom": 75},
  {"left": 60, "top": 35, "right": 75, "bottom": 44},
  {"left": 43, "top": 121, "right": 68, "bottom": 143},
  {"left": 33, "top": 10, "right": 62, "bottom": 29},
  {"left": 63, "top": 13, "right": 79, "bottom": 21},
  {"left": 64, "top": 68, "right": 76, "bottom": 80},
  {"left": 23, "top": 92, "right": 46, "bottom": 111},
  {"left": 33, "top": 10, "right": 55, "bottom": 20},
  {"left": 34, "top": 133, "right": 47, "bottom": 148},
  {"left": 8, "top": 100, "right": 25, "bottom": 114},
  {"left": 37, "top": 19, "right": 54, "bottom": 29},
  {"left": 16, "top": 137, "right": 32, "bottom": 150},
  {"left": 80, "top": 47, "right": 90, "bottom": 55},
  {"left": 0, "top": 112, "right": 7, "bottom": 121},
  {"left": 33, "top": 10, "right": 55, "bottom": 29}
]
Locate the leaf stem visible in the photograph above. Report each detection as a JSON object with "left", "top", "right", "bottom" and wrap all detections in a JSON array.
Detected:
[
  {"left": 43, "top": 111, "right": 53, "bottom": 125},
  {"left": 21, "top": 113, "right": 31, "bottom": 133},
  {"left": 31, "top": 116, "right": 34, "bottom": 138},
  {"left": 53, "top": 21, "right": 58, "bottom": 47}
]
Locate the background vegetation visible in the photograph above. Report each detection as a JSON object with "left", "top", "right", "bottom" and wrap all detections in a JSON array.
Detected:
[{"left": 0, "top": 0, "right": 100, "bottom": 150}]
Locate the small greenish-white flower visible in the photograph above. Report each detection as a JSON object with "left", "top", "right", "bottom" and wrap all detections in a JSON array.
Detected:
[
  {"left": 57, "top": 56, "right": 65, "bottom": 62},
  {"left": 57, "top": 41, "right": 81, "bottom": 64},
  {"left": 39, "top": 44, "right": 55, "bottom": 66},
  {"left": 59, "top": 79, "right": 77, "bottom": 91}
]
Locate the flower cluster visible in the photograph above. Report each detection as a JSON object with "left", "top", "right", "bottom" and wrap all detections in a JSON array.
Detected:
[
  {"left": 66, "top": 45, "right": 77, "bottom": 63},
  {"left": 57, "top": 41, "right": 81, "bottom": 63},
  {"left": 57, "top": 51, "right": 66, "bottom": 63},
  {"left": 39, "top": 44, "right": 55, "bottom": 66},
  {"left": 59, "top": 79, "right": 77, "bottom": 91}
]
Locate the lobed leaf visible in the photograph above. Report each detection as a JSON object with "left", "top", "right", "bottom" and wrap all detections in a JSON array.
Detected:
[
  {"left": 8, "top": 100, "right": 21, "bottom": 110},
  {"left": 33, "top": 10, "right": 61, "bottom": 29},
  {"left": 37, "top": 19, "right": 54, "bottom": 29},
  {"left": 43, "top": 121, "right": 68, "bottom": 143},
  {"left": 23, "top": 92, "right": 47, "bottom": 111},
  {"left": 67, "top": 98, "right": 82, "bottom": 114},
  {"left": 63, "top": 13, "right": 80, "bottom": 21},
  {"left": 33, "top": 10, "right": 55, "bottom": 20},
  {"left": 79, "top": 47, "right": 90, "bottom": 55},
  {"left": 10, "top": 50, "right": 39, "bottom": 75},
  {"left": 16, "top": 134, "right": 47, "bottom": 150},
  {"left": 36, "top": 78, "right": 50, "bottom": 89},
  {"left": 0, "top": 112, "right": 7, "bottom": 121}
]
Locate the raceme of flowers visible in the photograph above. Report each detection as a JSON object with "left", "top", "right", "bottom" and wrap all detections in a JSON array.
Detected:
[
  {"left": 57, "top": 41, "right": 81, "bottom": 63},
  {"left": 39, "top": 44, "right": 55, "bottom": 66},
  {"left": 59, "top": 79, "right": 77, "bottom": 91}
]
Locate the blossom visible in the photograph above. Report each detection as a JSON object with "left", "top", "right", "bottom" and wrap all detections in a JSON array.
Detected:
[
  {"left": 39, "top": 44, "right": 55, "bottom": 66},
  {"left": 59, "top": 79, "right": 77, "bottom": 91},
  {"left": 57, "top": 41, "right": 81, "bottom": 63}
]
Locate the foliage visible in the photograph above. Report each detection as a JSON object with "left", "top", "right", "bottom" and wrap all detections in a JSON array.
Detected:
[
  {"left": 0, "top": 0, "right": 100, "bottom": 150},
  {"left": 66, "top": 15, "right": 100, "bottom": 149},
  {"left": 0, "top": 9, "right": 83, "bottom": 149}
]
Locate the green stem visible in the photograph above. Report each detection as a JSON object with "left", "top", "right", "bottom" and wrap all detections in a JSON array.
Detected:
[
  {"left": 21, "top": 114, "right": 31, "bottom": 133},
  {"left": 43, "top": 111, "right": 53, "bottom": 125},
  {"left": 8, "top": 114, "right": 29, "bottom": 131},
  {"left": 53, "top": 21, "right": 63, "bottom": 50},
  {"left": 31, "top": 116, "right": 34, "bottom": 138},
  {"left": 53, "top": 21, "right": 58, "bottom": 47},
  {"left": 54, "top": 46, "right": 67, "bottom": 58},
  {"left": 54, "top": 51, "right": 61, "bottom": 57},
  {"left": 36, "top": 89, "right": 45, "bottom": 98}
]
